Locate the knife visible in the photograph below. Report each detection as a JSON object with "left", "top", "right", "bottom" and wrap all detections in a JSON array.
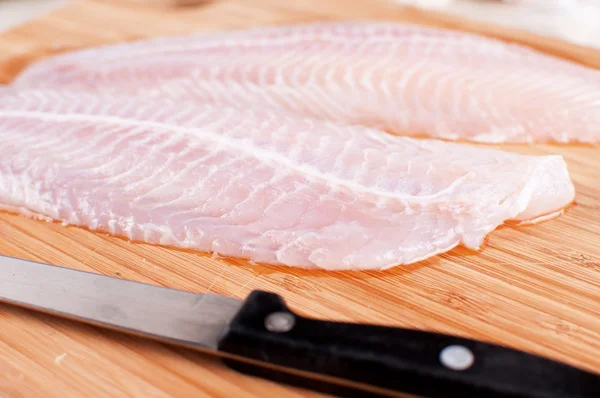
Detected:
[{"left": 0, "top": 254, "right": 598, "bottom": 398}]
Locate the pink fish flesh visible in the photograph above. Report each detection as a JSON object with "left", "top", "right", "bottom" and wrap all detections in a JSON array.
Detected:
[
  {"left": 12, "top": 21, "right": 600, "bottom": 144},
  {"left": 0, "top": 89, "right": 575, "bottom": 270}
]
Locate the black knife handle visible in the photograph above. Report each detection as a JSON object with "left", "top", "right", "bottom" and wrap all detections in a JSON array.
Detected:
[{"left": 217, "top": 291, "right": 600, "bottom": 398}]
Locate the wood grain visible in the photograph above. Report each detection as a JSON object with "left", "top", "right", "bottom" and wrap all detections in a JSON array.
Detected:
[{"left": 1, "top": 0, "right": 600, "bottom": 397}]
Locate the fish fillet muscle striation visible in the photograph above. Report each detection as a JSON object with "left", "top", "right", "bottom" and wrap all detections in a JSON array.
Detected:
[
  {"left": 0, "top": 90, "right": 575, "bottom": 269},
  {"left": 12, "top": 21, "right": 600, "bottom": 143}
]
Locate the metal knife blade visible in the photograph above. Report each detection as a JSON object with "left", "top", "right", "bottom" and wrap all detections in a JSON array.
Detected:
[
  {"left": 1, "top": 253, "right": 599, "bottom": 398},
  {"left": 0, "top": 254, "right": 242, "bottom": 350}
]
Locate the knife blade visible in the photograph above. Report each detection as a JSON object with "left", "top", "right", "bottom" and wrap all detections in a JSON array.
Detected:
[{"left": 0, "top": 254, "right": 598, "bottom": 398}]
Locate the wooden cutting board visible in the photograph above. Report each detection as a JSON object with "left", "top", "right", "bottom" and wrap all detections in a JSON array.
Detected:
[{"left": 1, "top": 1, "right": 599, "bottom": 397}]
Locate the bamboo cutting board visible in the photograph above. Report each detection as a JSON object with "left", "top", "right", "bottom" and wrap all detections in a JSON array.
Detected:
[{"left": 1, "top": 1, "right": 600, "bottom": 397}]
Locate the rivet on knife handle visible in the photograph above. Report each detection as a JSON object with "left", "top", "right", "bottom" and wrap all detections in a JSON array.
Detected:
[{"left": 218, "top": 291, "right": 600, "bottom": 398}]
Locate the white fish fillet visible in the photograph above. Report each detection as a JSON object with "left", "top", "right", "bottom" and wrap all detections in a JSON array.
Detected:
[
  {"left": 0, "top": 90, "right": 575, "bottom": 270},
  {"left": 12, "top": 21, "right": 600, "bottom": 143}
]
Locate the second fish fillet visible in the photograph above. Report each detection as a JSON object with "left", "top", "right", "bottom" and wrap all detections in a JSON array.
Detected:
[
  {"left": 0, "top": 90, "right": 574, "bottom": 270},
  {"left": 12, "top": 21, "right": 600, "bottom": 143}
]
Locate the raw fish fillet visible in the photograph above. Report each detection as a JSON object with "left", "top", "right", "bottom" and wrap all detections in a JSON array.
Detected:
[
  {"left": 12, "top": 21, "right": 600, "bottom": 143},
  {"left": 0, "top": 90, "right": 574, "bottom": 270}
]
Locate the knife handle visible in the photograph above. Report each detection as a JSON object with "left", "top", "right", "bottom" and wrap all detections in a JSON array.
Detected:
[{"left": 217, "top": 291, "right": 600, "bottom": 398}]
